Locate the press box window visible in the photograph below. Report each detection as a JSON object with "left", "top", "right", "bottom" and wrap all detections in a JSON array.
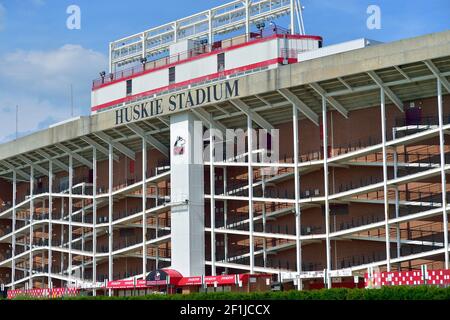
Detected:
[
  {"left": 217, "top": 53, "right": 225, "bottom": 72},
  {"left": 126, "top": 79, "right": 133, "bottom": 96},
  {"left": 169, "top": 67, "right": 176, "bottom": 84}
]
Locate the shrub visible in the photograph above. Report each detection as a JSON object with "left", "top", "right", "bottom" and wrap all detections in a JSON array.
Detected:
[{"left": 5, "top": 286, "right": 450, "bottom": 301}]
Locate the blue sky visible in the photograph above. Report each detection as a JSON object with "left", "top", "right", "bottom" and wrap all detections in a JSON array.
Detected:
[{"left": 0, "top": 0, "right": 449, "bottom": 143}]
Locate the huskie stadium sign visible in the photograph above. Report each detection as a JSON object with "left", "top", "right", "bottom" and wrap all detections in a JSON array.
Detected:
[{"left": 115, "top": 79, "right": 240, "bottom": 125}]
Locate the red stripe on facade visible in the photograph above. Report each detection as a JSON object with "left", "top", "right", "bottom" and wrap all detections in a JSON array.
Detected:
[
  {"left": 93, "top": 34, "right": 321, "bottom": 91},
  {"left": 91, "top": 58, "right": 288, "bottom": 112}
]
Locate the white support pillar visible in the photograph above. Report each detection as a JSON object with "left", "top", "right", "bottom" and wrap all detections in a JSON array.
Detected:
[
  {"left": 48, "top": 161, "right": 53, "bottom": 286},
  {"left": 61, "top": 198, "right": 64, "bottom": 274},
  {"left": 109, "top": 43, "right": 114, "bottom": 74},
  {"left": 210, "top": 126, "right": 216, "bottom": 276},
  {"left": 12, "top": 170, "right": 16, "bottom": 290},
  {"left": 108, "top": 144, "right": 113, "bottom": 296},
  {"left": 380, "top": 88, "right": 391, "bottom": 272},
  {"left": 68, "top": 155, "right": 73, "bottom": 284},
  {"left": 262, "top": 177, "right": 267, "bottom": 268},
  {"left": 247, "top": 114, "right": 255, "bottom": 274},
  {"left": 245, "top": 0, "right": 250, "bottom": 41},
  {"left": 224, "top": 166, "right": 229, "bottom": 273},
  {"left": 437, "top": 79, "right": 449, "bottom": 269},
  {"left": 208, "top": 10, "right": 213, "bottom": 45},
  {"left": 92, "top": 148, "right": 97, "bottom": 296},
  {"left": 322, "top": 97, "right": 332, "bottom": 289},
  {"left": 392, "top": 129, "right": 401, "bottom": 265},
  {"left": 141, "top": 33, "right": 146, "bottom": 60},
  {"left": 28, "top": 166, "right": 34, "bottom": 288},
  {"left": 81, "top": 183, "right": 85, "bottom": 280},
  {"left": 142, "top": 138, "right": 148, "bottom": 278},
  {"left": 155, "top": 185, "right": 160, "bottom": 270},
  {"left": 293, "top": 104, "right": 302, "bottom": 290},
  {"left": 290, "top": 0, "right": 296, "bottom": 35}
]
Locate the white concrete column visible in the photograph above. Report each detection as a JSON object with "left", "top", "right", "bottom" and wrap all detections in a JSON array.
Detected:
[
  {"left": 155, "top": 184, "right": 160, "bottom": 270},
  {"left": 208, "top": 10, "right": 213, "bottom": 45},
  {"left": 290, "top": 0, "right": 296, "bottom": 34},
  {"left": 28, "top": 166, "right": 34, "bottom": 288},
  {"left": 245, "top": 0, "right": 250, "bottom": 41},
  {"left": 92, "top": 148, "right": 97, "bottom": 296},
  {"left": 11, "top": 170, "right": 16, "bottom": 290},
  {"left": 141, "top": 33, "right": 146, "bottom": 60},
  {"left": 392, "top": 129, "right": 401, "bottom": 265},
  {"left": 262, "top": 177, "right": 267, "bottom": 268},
  {"left": 48, "top": 161, "right": 53, "bottom": 286},
  {"left": 437, "top": 79, "right": 449, "bottom": 268},
  {"left": 109, "top": 43, "right": 114, "bottom": 74},
  {"left": 322, "top": 97, "right": 332, "bottom": 289},
  {"left": 108, "top": 144, "right": 113, "bottom": 296},
  {"left": 170, "top": 112, "right": 205, "bottom": 277},
  {"left": 380, "top": 88, "right": 391, "bottom": 272},
  {"left": 293, "top": 104, "right": 303, "bottom": 290},
  {"left": 68, "top": 156, "right": 73, "bottom": 284},
  {"left": 81, "top": 184, "right": 85, "bottom": 280},
  {"left": 224, "top": 167, "right": 228, "bottom": 274},
  {"left": 247, "top": 114, "right": 255, "bottom": 274},
  {"left": 142, "top": 138, "right": 148, "bottom": 278},
  {"left": 61, "top": 198, "right": 64, "bottom": 274},
  {"left": 210, "top": 126, "right": 216, "bottom": 276}
]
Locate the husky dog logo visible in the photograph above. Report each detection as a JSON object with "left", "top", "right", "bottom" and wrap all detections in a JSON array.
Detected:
[
  {"left": 174, "top": 136, "right": 186, "bottom": 156},
  {"left": 155, "top": 271, "right": 161, "bottom": 281}
]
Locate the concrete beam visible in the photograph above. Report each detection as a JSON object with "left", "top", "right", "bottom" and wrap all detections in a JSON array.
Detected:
[
  {"left": 230, "top": 99, "right": 274, "bottom": 130},
  {"left": 55, "top": 144, "right": 93, "bottom": 169},
  {"left": 81, "top": 136, "right": 119, "bottom": 162},
  {"left": 367, "top": 71, "right": 404, "bottom": 112},
  {"left": 192, "top": 108, "right": 228, "bottom": 133},
  {"left": 17, "top": 155, "right": 49, "bottom": 177},
  {"left": 0, "top": 160, "right": 30, "bottom": 181},
  {"left": 424, "top": 60, "right": 450, "bottom": 93},
  {"left": 94, "top": 132, "right": 136, "bottom": 161},
  {"left": 278, "top": 88, "right": 320, "bottom": 126},
  {"left": 126, "top": 123, "right": 169, "bottom": 157},
  {"left": 35, "top": 150, "right": 69, "bottom": 172},
  {"left": 309, "top": 83, "right": 349, "bottom": 118}
]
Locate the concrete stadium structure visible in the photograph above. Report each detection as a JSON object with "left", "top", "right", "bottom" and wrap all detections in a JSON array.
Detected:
[{"left": 0, "top": 1, "right": 449, "bottom": 294}]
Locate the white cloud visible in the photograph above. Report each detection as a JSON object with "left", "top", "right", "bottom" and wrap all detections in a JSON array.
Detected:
[
  {"left": 0, "top": 3, "right": 6, "bottom": 31},
  {"left": 0, "top": 44, "right": 107, "bottom": 143}
]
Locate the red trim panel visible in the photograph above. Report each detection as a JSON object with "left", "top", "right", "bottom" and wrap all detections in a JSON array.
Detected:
[
  {"left": 93, "top": 34, "right": 321, "bottom": 90},
  {"left": 91, "top": 57, "right": 292, "bottom": 112}
]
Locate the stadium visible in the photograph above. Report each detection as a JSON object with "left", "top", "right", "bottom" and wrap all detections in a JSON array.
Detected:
[{"left": 0, "top": 0, "right": 450, "bottom": 297}]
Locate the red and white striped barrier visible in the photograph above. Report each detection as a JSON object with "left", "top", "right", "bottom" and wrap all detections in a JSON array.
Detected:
[
  {"left": 7, "top": 287, "right": 79, "bottom": 299},
  {"left": 365, "top": 269, "right": 450, "bottom": 288}
]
